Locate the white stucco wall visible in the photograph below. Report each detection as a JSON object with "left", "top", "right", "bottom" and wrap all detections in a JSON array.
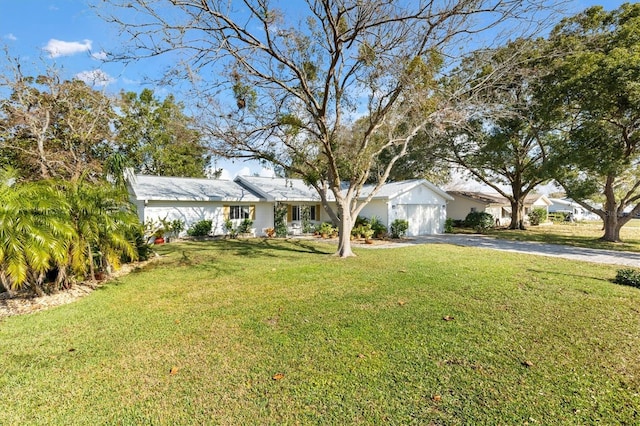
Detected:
[
  {"left": 359, "top": 199, "right": 390, "bottom": 225},
  {"left": 143, "top": 201, "right": 224, "bottom": 235},
  {"left": 447, "top": 197, "right": 489, "bottom": 221}
]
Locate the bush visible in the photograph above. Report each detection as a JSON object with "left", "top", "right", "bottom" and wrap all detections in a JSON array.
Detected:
[
  {"left": 444, "top": 218, "right": 454, "bottom": 233},
  {"left": 529, "top": 208, "right": 548, "bottom": 226},
  {"left": 465, "top": 211, "right": 494, "bottom": 233},
  {"left": 237, "top": 218, "right": 254, "bottom": 234},
  {"left": 317, "top": 222, "right": 337, "bottom": 237},
  {"left": 614, "top": 269, "right": 640, "bottom": 288},
  {"left": 369, "top": 216, "right": 387, "bottom": 238},
  {"left": 390, "top": 219, "right": 409, "bottom": 239},
  {"left": 187, "top": 219, "right": 212, "bottom": 237}
]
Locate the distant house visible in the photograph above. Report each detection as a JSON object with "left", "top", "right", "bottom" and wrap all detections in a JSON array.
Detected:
[
  {"left": 548, "top": 198, "right": 599, "bottom": 221},
  {"left": 126, "top": 172, "right": 453, "bottom": 237},
  {"left": 447, "top": 191, "right": 552, "bottom": 226}
]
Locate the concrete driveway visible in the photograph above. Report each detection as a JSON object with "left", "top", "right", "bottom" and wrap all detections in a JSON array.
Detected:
[{"left": 363, "top": 234, "right": 640, "bottom": 267}]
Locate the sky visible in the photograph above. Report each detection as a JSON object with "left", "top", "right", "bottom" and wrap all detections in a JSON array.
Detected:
[{"left": 0, "top": 0, "right": 631, "bottom": 181}]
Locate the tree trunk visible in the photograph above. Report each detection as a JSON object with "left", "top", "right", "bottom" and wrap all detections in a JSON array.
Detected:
[
  {"left": 509, "top": 199, "right": 526, "bottom": 230},
  {"left": 335, "top": 203, "right": 356, "bottom": 258},
  {"left": 601, "top": 215, "right": 622, "bottom": 242},
  {"left": 600, "top": 175, "right": 624, "bottom": 242}
]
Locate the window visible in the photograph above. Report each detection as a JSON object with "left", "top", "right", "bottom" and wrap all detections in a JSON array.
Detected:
[
  {"left": 291, "top": 205, "right": 317, "bottom": 221},
  {"left": 230, "top": 205, "right": 250, "bottom": 219},
  {"left": 470, "top": 207, "right": 477, "bottom": 213}
]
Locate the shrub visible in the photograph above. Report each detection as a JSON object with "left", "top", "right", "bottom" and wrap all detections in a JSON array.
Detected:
[
  {"left": 187, "top": 219, "right": 212, "bottom": 237},
  {"left": 529, "top": 208, "right": 548, "bottom": 226},
  {"left": 390, "top": 219, "right": 409, "bottom": 239},
  {"left": 614, "top": 269, "right": 640, "bottom": 288},
  {"left": 368, "top": 216, "right": 387, "bottom": 238},
  {"left": 465, "top": 211, "right": 494, "bottom": 233},
  {"left": 238, "top": 218, "right": 254, "bottom": 234},
  {"left": 444, "top": 218, "right": 454, "bottom": 233},
  {"left": 317, "top": 222, "right": 337, "bottom": 237}
]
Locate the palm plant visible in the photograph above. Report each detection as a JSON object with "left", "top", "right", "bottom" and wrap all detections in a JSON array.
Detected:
[
  {"left": 0, "top": 168, "right": 74, "bottom": 294},
  {"left": 63, "top": 175, "right": 140, "bottom": 281}
]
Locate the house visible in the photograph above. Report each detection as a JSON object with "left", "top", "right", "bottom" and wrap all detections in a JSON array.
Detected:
[
  {"left": 447, "top": 191, "right": 552, "bottom": 226},
  {"left": 447, "top": 191, "right": 512, "bottom": 225},
  {"left": 127, "top": 172, "right": 453, "bottom": 237},
  {"left": 548, "top": 198, "right": 599, "bottom": 221}
]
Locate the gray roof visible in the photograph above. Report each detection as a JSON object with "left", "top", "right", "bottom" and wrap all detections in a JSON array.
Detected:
[
  {"left": 360, "top": 179, "right": 454, "bottom": 201},
  {"left": 128, "top": 174, "right": 262, "bottom": 202},
  {"left": 234, "top": 176, "right": 321, "bottom": 202},
  {"left": 448, "top": 191, "right": 509, "bottom": 205},
  {"left": 127, "top": 171, "right": 451, "bottom": 204}
]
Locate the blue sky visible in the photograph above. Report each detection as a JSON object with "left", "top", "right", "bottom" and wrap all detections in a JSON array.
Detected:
[{"left": 0, "top": 0, "right": 631, "bottom": 178}]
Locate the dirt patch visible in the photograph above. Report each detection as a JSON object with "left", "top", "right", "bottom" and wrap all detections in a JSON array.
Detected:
[{"left": 0, "top": 258, "right": 158, "bottom": 319}]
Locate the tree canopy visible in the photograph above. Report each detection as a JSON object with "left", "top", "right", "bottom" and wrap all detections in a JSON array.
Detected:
[
  {"left": 540, "top": 3, "right": 640, "bottom": 241},
  {"left": 114, "top": 89, "right": 211, "bottom": 178}
]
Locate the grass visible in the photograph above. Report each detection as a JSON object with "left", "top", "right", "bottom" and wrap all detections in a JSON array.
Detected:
[
  {"left": 477, "top": 219, "right": 640, "bottom": 252},
  {"left": 1, "top": 239, "right": 640, "bottom": 424}
]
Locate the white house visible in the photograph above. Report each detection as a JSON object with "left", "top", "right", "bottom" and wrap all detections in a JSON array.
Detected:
[
  {"left": 447, "top": 191, "right": 552, "bottom": 226},
  {"left": 127, "top": 172, "right": 453, "bottom": 237},
  {"left": 548, "top": 198, "right": 600, "bottom": 221}
]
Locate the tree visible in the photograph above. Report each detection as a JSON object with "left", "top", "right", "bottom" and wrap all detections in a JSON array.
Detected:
[
  {"left": 437, "top": 39, "right": 555, "bottom": 229},
  {"left": 114, "top": 89, "right": 211, "bottom": 177},
  {"left": 0, "top": 57, "right": 114, "bottom": 182},
  {"left": 100, "top": 0, "right": 552, "bottom": 257},
  {"left": 540, "top": 4, "right": 640, "bottom": 242}
]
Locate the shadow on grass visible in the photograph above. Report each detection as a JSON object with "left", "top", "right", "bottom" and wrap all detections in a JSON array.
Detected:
[
  {"left": 526, "top": 268, "right": 610, "bottom": 284},
  {"left": 177, "top": 237, "right": 334, "bottom": 257}
]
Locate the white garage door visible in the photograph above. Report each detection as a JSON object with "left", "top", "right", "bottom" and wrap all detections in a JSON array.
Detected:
[{"left": 397, "top": 204, "right": 440, "bottom": 236}]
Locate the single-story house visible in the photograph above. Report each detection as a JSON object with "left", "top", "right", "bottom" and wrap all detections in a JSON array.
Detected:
[
  {"left": 127, "top": 172, "right": 453, "bottom": 237},
  {"left": 548, "top": 198, "right": 600, "bottom": 221},
  {"left": 447, "top": 191, "right": 512, "bottom": 225},
  {"left": 447, "top": 191, "right": 552, "bottom": 226}
]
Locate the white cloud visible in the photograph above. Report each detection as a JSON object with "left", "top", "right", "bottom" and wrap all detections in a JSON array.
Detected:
[
  {"left": 91, "top": 51, "right": 108, "bottom": 61},
  {"left": 43, "top": 38, "right": 92, "bottom": 58},
  {"left": 75, "top": 69, "right": 115, "bottom": 87},
  {"left": 3, "top": 33, "right": 17, "bottom": 41}
]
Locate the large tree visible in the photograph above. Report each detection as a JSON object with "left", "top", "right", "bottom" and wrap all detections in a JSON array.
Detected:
[
  {"left": 0, "top": 58, "right": 114, "bottom": 182},
  {"left": 540, "top": 3, "right": 640, "bottom": 242},
  {"left": 437, "top": 39, "right": 555, "bottom": 229},
  {"left": 114, "top": 89, "right": 211, "bottom": 177},
  {"left": 100, "top": 0, "right": 551, "bottom": 257}
]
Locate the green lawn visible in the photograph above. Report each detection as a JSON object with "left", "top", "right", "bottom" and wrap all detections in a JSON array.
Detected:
[
  {"left": 1, "top": 239, "right": 639, "bottom": 424},
  {"left": 484, "top": 220, "right": 640, "bottom": 252}
]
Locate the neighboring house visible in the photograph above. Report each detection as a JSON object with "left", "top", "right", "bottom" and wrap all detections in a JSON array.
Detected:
[
  {"left": 447, "top": 191, "right": 512, "bottom": 226},
  {"left": 548, "top": 198, "right": 599, "bottom": 221},
  {"left": 127, "top": 172, "right": 453, "bottom": 237},
  {"left": 523, "top": 193, "right": 552, "bottom": 219},
  {"left": 447, "top": 191, "right": 552, "bottom": 226}
]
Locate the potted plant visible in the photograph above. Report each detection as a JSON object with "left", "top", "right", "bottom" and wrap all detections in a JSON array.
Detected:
[{"left": 153, "top": 227, "right": 165, "bottom": 244}]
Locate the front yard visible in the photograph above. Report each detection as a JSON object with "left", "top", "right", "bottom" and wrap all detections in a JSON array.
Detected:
[{"left": 1, "top": 239, "right": 639, "bottom": 424}]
